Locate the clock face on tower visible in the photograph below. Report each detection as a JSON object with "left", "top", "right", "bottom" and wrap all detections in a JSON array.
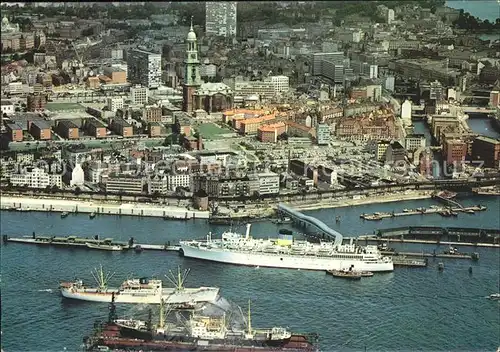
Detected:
[{"left": 190, "top": 53, "right": 196, "bottom": 59}]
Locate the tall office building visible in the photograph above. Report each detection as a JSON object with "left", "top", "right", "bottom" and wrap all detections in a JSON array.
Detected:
[
  {"left": 127, "top": 48, "right": 162, "bottom": 89},
  {"left": 205, "top": 2, "right": 237, "bottom": 37},
  {"left": 311, "top": 52, "right": 344, "bottom": 76}
]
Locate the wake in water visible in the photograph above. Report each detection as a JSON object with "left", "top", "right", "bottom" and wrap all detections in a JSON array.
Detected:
[{"left": 37, "top": 288, "right": 54, "bottom": 293}]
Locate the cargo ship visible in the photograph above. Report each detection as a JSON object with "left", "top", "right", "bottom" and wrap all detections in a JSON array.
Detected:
[
  {"left": 60, "top": 266, "right": 220, "bottom": 307},
  {"left": 180, "top": 224, "right": 393, "bottom": 272},
  {"left": 84, "top": 294, "right": 319, "bottom": 351}
]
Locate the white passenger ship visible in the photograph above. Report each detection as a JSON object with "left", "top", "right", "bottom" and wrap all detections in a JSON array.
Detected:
[
  {"left": 180, "top": 225, "right": 394, "bottom": 272},
  {"left": 60, "top": 266, "right": 220, "bottom": 306}
]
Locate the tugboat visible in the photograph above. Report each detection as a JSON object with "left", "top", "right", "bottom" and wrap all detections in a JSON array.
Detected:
[
  {"left": 326, "top": 265, "right": 362, "bottom": 280},
  {"left": 61, "top": 211, "right": 69, "bottom": 219}
]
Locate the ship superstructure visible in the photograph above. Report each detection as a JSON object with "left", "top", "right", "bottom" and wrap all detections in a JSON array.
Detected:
[
  {"left": 60, "top": 266, "right": 220, "bottom": 306},
  {"left": 180, "top": 224, "right": 393, "bottom": 272}
]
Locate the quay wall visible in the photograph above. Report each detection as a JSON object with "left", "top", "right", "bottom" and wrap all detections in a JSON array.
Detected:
[{"left": 0, "top": 196, "right": 210, "bottom": 219}]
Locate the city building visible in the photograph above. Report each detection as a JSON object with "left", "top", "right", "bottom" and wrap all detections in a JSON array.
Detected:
[
  {"left": 257, "top": 172, "right": 280, "bottom": 195},
  {"left": 105, "top": 175, "right": 145, "bottom": 194},
  {"left": 149, "top": 122, "right": 162, "bottom": 137},
  {"left": 376, "top": 140, "right": 391, "bottom": 162},
  {"left": 233, "top": 80, "right": 275, "bottom": 100},
  {"left": 401, "top": 99, "right": 412, "bottom": 127},
  {"left": 127, "top": 48, "right": 162, "bottom": 89},
  {"left": 257, "top": 122, "right": 286, "bottom": 143},
  {"left": 193, "top": 82, "right": 233, "bottom": 113},
  {"left": 142, "top": 105, "right": 162, "bottom": 123},
  {"left": 70, "top": 163, "right": 84, "bottom": 187},
  {"left": 130, "top": 85, "right": 149, "bottom": 105},
  {"left": 106, "top": 97, "right": 124, "bottom": 113},
  {"left": 56, "top": 120, "right": 79, "bottom": 139},
  {"left": 385, "top": 141, "right": 406, "bottom": 164},
  {"left": 29, "top": 120, "right": 51, "bottom": 140},
  {"left": 471, "top": 136, "right": 500, "bottom": 169},
  {"left": 6, "top": 123, "right": 23, "bottom": 142},
  {"left": 27, "top": 93, "right": 47, "bottom": 112},
  {"left": 265, "top": 75, "right": 289, "bottom": 94},
  {"left": 311, "top": 52, "right": 344, "bottom": 76},
  {"left": 205, "top": 2, "right": 237, "bottom": 37},
  {"left": 84, "top": 119, "right": 107, "bottom": 138},
  {"left": 110, "top": 118, "right": 133, "bottom": 137},
  {"left": 405, "top": 134, "right": 426, "bottom": 152},
  {"left": 443, "top": 139, "right": 467, "bottom": 168},
  {"left": 316, "top": 124, "right": 330, "bottom": 145},
  {"left": 239, "top": 114, "right": 276, "bottom": 135},
  {"left": 1, "top": 99, "right": 15, "bottom": 115},
  {"left": 490, "top": 90, "right": 500, "bottom": 107},
  {"left": 103, "top": 66, "right": 127, "bottom": 84},
  {"left": 10, "top": 167, "right": 63, "bottom": 189}
]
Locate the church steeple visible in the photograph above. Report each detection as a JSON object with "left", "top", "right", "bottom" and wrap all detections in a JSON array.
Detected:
[
  {"left": 183, "top": 16, "right": 202, "bottom": 113},
  {"left": 184, "top": 16, "right": 201, "bottom": 87}
]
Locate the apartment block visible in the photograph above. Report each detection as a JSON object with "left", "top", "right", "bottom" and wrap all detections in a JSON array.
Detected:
[
  {"left": 205, "top": 2, "right": 237, "bottom": 37},
  {"left": 56, "top": 120, "right": 79, "bottom": 139},
  {"left": 127, "top": 48, "right": 162, "bottom": 89}
]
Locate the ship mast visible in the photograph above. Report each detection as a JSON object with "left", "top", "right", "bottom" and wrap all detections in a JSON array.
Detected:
[
  {"left": 159, "top": 298, "right": 165, "bottom": 329},
  {"left": 165, "top": 266, "right": 190, "bottom": 291},
  {"left": 247, "top": 299, "right": 252, "bottom": 336},
  {"left": 91, "top": 264, "right": 114, "bottom": 291}
]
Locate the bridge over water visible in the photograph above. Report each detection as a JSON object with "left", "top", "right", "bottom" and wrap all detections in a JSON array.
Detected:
[{"left": 277, "top": 203, "right": 343, "bottom": 246}]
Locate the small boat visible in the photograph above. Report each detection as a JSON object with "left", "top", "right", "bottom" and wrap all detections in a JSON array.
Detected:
[
  {"left": 61, "top": 212, "right": 69, "bottom": 218},
  {"left": 327, "top": 265, "right": 362, "bottom": 280},
  {"left": 488, "top": 293, "right": 500, "bottom": 300},
  {"left": 438, "top": 262, "right": 444, "bottom": 271},
  {"left": 359, "top": 271, "right": 374, "bottom": 277},
  {"left": 272, "top": 217, "right": 292, "bottom": 225},
  {"left": 403, "top": 208, "right": 411, "bottom": 213},
  {"left": 89, "top": 212, "right": 96, "bottom": 219},
  {"left": 450, "top": 211, "right": 458, "bottom": 217},
  {"left": 134, "top": 245, "right": 143, "bottom": 253},
  {"left": 465, "top": 209, "right": 475, "bottom": 214},
  {"left": 363, "top": 214, "right": 383, "bottom": 221},
  {"left": 438, "top": 210, "right": 452, "bottom": 217},
  {"left": 85, "top": 242, "right": 123, "bottom": 251}
]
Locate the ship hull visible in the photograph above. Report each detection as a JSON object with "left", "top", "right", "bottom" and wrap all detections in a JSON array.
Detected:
[
  {"left": 180, "top": 244, "right": 393, "bottom": 272},
  {"left": 61, "top": 287, "right": 220, "bottom": 304}
]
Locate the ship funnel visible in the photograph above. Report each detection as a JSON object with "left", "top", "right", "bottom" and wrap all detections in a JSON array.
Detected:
[{"left": 245, "top": 224, "right": 251, "bottom": 239}]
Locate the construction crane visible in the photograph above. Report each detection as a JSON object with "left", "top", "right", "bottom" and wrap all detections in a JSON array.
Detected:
[{"left": 71, "top": 42, "right": 84, "bottom": 68}]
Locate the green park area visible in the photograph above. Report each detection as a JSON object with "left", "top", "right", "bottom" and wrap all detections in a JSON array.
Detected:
[
  {"left": 46, "top": 102, "right": 85, "bottom": 112},
  {"left": 195, "top": 123, "right": 233, "bottom": 140}
]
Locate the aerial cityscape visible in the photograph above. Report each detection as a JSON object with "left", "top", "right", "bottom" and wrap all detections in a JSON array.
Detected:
[{"left": 0, "top": 1, "right": 499, "bottom": 351}]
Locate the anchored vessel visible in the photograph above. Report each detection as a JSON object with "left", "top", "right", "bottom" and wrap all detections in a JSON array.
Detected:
[
  {"left": 180, "top": 224, "right": 393, "bottom": 272},
  {"left": 84, "top": 296, "right": 319, "bottom": 351},
  {"left": 60, "top": 266, "right": 220, "bottom": 306}
]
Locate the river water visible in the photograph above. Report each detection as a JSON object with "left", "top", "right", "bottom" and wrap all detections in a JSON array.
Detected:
[
  {"left": 1, "top": 195, "right": 499, "bottom": 351},
  {"left": 446, "top": 0, "right": 500, "bottom": 22}
]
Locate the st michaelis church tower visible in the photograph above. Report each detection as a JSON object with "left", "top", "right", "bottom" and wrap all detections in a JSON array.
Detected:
[{"left": 182, "top": 18, "right": 202, "bottom": 113}]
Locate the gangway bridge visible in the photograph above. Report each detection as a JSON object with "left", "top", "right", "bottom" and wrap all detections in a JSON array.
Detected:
[{"left": 277, "top": 203, "right": 343, "bottom": 246}]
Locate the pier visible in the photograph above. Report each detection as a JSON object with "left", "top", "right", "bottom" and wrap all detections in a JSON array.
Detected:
[
  {"left": 2, "top": 234, "right": 181, "bottom": 252},
  {"left": 356, "top": 226, "right": 500, "bottom": 247},
  {"left": 360, "top": 204, "right": 487, "bottom": 221},
  {"left": 277, "top": 203, "right": 343, "bottom": 245}
]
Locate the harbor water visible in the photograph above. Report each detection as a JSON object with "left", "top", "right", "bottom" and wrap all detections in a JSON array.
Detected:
[{"left": 1, "top": 195, "right": 499, "bottom": 351}]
